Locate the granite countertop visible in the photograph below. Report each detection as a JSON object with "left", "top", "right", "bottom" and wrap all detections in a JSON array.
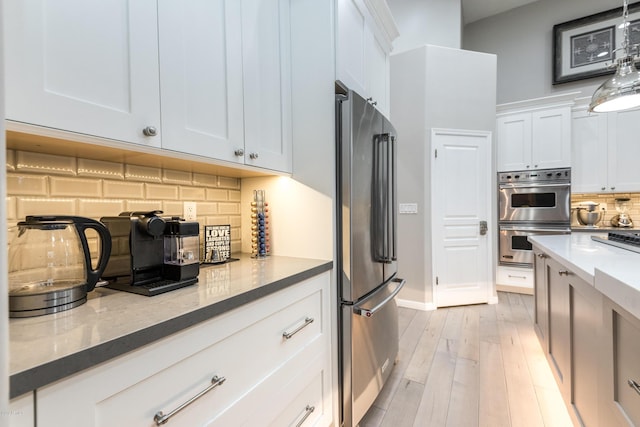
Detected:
[
  {"left": 9, "top": 254, "right": 333, "bottom": 398},
  {"left": 529, "top": 233, "right": 640, "bottom": 319}
]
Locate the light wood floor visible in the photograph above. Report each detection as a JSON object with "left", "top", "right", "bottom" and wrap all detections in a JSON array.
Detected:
[{"left": 359, "top": 292, "right": 573, "bottom": 427}]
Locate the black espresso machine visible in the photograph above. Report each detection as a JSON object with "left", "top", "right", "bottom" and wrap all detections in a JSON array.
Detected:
[{"left": 100, "top": 211, "right": 200, "bottom": 295}]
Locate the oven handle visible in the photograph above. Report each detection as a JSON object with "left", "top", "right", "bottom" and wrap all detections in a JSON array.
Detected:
[
  {"left": 499, "top": 182, "right": 571, "bottom": 189},
  {"left": 499, "top": 225, "right": 571, "bottom": 232}
]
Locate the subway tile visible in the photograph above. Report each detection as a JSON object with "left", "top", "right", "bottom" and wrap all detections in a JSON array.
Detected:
[
  {"left": 78, "top": 199, "right": 124, "bottom": 218},
  {"left": 198, "top": 202, "right": 217, "bottom": 215},
  {"left": 6, "top": 197, "right": 17, "bottom": 220},
  {"left": 206, "top": 188, "right": 228, "bottom": 201},
  {"left": 16, "top": 151, "right": 76, "bottom": 176},
  {"left": 125, "top": 200, "right": 163, "bottom": 212},
  {"left": 7, "top": 174, "right": 48, "bottom": 196},
  {"left": 230, "top": 227, "right": 241, "bottom": 241},
  {"left": 228, "top": 190, "right": 241, "bottom": 202},
  {"left": 204, "top": 216, "right": 230, "bottom": 226},
  {"left": 6, "top": 149, "right": 15, "bottom": 171},
  {"left": 229, "top": 216, "right": 242, "bottom": 228},
  {"left": 51, "top": 177, "right": 102, "bottom": 197},
  {"left": 125, "top": 164, "right": 162, "bottom": 183},
  {"left": 163, "top": 169, "right": 192, "bottom": 184},
  {"left": 193, "top": 173, "right": 218, "bottom": 187},
  {"left": 146, "top": 184, "right": 179, "bottom": 200},
  {"left": 78, "top": 158, "right": 124, "bottom": 180},
  {"left": 103, "top": 181, "right": 144, "bottom": 199},
  {"left": 218, "top": 202, "right": 240, "bottom": 214},
  {"left": 179, "top": 186, "right": 206, "bottom": 201},
  {"left": 217, "top": 176, "right": 240, "bottom": 189},
  {"left": 230, "top": 241, "right": 242, "bottom": 254},
  {"left": 17, "top": 198, "right": 76, "bottom": 218},
  {"left": 163, "top": 201, "right": 184, "bottom": 217}
]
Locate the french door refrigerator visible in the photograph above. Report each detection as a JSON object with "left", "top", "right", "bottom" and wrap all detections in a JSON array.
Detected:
[{"left": 336, "top": 87, "right": 405, "bottom": 427}]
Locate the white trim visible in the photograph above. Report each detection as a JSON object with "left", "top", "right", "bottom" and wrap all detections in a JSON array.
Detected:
[
  {"left": 361, "top": 0, "right": 399, "bottom": 46},
  {"left": 496, "top": 91, "right": 581, "bottom": 115},
  {"left": 396, "top": 298, "right": 436, "bottom": 311}
]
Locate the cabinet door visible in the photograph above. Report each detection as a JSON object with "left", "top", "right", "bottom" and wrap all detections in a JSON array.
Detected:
[
  {"left": 533, "top": 251, "right": 548, "bottom": 350},
  {"left": 531, "top": 107, "right": 571, "bottom": 170},
  {"left": 158, "top": 0, "right": 245, "bottom": 163},
  {"left": 571, "top": 110, "right": 609, "bottom": 193},
  {"left": 608, "top": 108, "right": 640, "bottom": 192},
  {"left": 570, "top": 275, "right": 602, "bottom": 427},
  {"left": 242, "top": 0, "right": 293, "bottom": 173},
  {"left": 546, "top": 257, "right": 571, "bottom": 399},
  {"left": 336, "top": 0, "right": 368, "bottom": 96},
  {"left": 4, "top": 0, "right": 161, "bottom": 147},
  {"left": 366, "top": 32, "right": 390, "bottom": 117},
  {"left": 496, "top": 113, "right": 531, "bottom": 171}
]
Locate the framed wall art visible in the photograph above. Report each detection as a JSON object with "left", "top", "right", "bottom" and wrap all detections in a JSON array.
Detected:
[{"left": 553, "top": 2, "right": 640, "bottom": 84}]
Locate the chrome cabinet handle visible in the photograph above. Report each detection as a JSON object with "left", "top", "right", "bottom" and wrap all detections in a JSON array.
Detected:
[
  {"left": 234, "top": 148, "right": 244, "bottom": 156},
  {"left": 611, "top": 186, "right": 616, "bottom": 190},
  {"left": 143, "top": 126, "right": 158, "bottom": 136},
  {"left": 153, "top": 375, "right": 226, "bottom": 425},
  {"left": 602, "top": 186, "right": 606, "bottom": 190},
  {"left": 508, "top": 274, "right": 527, "bottom": 279},
  {"left": 536, "top": 253, "right": 547, "bottom": 258},
  {"left": 249, "top": 152, "right": 259, "bottom": 160},
  {"left": 295, "top": 405, "right": 315, "bottom": 427},
  {"left": 354, "top": 278, "right": 405, "bottom": 317},
  {"left": 628, "top": 379, "right": 640, "bottom": 396},
  {"left": 558, "top": 270, "right": 570, "bottom": 276},
  {"left": 283, "top": 317, "right": 314, "bottom": 340}
]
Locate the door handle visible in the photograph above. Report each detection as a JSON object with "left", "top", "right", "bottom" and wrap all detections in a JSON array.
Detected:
[{"left": 479, "top": 220, "right": 488, "bottom": 236}]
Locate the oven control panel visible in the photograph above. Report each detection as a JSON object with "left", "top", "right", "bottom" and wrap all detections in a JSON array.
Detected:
[{"left": 498, "top": 167, "right": 571, "bottom": 185}]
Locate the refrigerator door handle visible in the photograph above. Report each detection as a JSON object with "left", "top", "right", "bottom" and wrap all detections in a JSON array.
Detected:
[
  {"left": 373, "top": 133, "right": 394, "bottom": 263},
  {"left": 353, "top": 278, "right": 406, "bottom": 318},
  {"left": 390, "top": 135, "right": 397, "bottom": 261}
]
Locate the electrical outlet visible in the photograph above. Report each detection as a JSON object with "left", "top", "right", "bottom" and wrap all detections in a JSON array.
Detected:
[{"left": 183, "top": 202, "right": 197, "bottom": 221}]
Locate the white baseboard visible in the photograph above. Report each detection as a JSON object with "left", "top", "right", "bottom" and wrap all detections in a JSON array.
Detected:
[
  {"left": 396, "top": 298, "right": 436, "bottom": 311},
  {"left": 488, "top": 295, "right": 499, "bottom": 304},
  {"left": 496, "top": 284, "right": 534, "bottom": 295}
]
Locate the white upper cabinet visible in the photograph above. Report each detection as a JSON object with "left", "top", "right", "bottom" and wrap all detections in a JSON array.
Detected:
[
  {"left": 158, "top": 0, "right": 244, "bottom": 164},
  {"left": 5, "top": 0, "right": 293, "bottom": 173},
  {"left": 4, "top": 0, "right": 161, "bottom": 148},
  {"left": 336, "top": 0, "right": 398, "bottom": 117},
  {"left": 571, "top": 104, "right": 640, "bottom": 193},
  {"left": 496, "top": 94, "right": 575, "bottom": 172}
]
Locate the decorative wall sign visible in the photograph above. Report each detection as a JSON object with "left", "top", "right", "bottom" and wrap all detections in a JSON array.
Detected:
[
  {"left": 553, "top": 2, "right": 640, "bottom": 84},
  {"left": 203, "top": 225, "right": 231, "bottom": 264}
]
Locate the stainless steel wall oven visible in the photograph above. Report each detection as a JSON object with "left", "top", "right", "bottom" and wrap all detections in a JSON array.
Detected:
[{"left": 498, "top": 168, "right": 571, "bottom": 267}]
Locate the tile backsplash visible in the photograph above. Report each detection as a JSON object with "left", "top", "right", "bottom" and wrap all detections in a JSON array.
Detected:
[
  {"left": 6, "top": 149, "right": 242, "bottom": 254},
  {"left": 572, "top": 192, "right": 640, "bottom": 226}
]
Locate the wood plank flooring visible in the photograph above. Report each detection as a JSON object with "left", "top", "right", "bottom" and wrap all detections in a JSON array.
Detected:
[{"left": 359, "top": 292, "right": 573, "bottom": 427}]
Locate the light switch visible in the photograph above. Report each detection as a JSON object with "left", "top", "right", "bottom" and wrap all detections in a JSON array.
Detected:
[{"left": 399, "top": 203, "right": 418, "bottom": 214}]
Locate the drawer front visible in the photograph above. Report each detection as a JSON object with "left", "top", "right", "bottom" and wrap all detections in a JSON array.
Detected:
[
  {"left": 613, "top": 310, "right": 640, "bottom": 426},
  {"left": 36, "top": 272, "right": 329, "bottom": 427},
  {"left": 496, "top": 265, "right": 533, "bottom": 288}
]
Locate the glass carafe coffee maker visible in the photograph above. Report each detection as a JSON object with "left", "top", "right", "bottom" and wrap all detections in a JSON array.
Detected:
[{"left": 611, "top": 197, "right": 634, "bottom": 228}]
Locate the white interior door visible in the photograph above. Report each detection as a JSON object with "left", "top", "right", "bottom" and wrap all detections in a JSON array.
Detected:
[{"left": 432, "top": 129, "right": 492, "bottom": 307}]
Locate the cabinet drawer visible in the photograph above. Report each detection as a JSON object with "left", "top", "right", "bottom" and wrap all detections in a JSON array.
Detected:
[
  {"left": 36, "top": 273, "right": 329, "bottom": 427},
  {"left": 496, "top": 266, "right": 533, "bottom": 288}
]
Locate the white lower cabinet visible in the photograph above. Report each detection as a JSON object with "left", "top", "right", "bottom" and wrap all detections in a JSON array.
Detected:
[
  {"left": 34, "top": 272, "right": 332, "bottom": 427},
  {"left": 8, "top": 393, "right": 35, "bottom": 427}
]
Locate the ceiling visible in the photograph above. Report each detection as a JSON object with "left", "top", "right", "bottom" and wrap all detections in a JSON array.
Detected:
[{"left": 461, "top": 0, "right": 541, "bottom": 24}]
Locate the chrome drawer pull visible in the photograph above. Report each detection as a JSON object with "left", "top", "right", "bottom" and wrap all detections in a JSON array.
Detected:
[
  {"left": 153, "top": 375, "right": 226, "bottom": 425},
  {"left": 283, "top": 317, "right": 314, "bottom": 340},
  {"left": 558, "top": 270, "right": 570, "bottom": 276},
  {"left": 295, "top": 405, "right": 315, "bottom": 427},
  {"left": 628, "top": 379, "right": 640, "bottom": 396},
  {"left": 508, "top": 274, "right": 527, "bottom": 279}
]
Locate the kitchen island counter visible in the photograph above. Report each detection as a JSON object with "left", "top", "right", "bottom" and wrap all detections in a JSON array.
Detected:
[{"left": 9, "top": 254, "right": 332, "bottom": 398}]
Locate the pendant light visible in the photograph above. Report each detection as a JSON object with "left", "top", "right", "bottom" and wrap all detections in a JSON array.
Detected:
[{"left": 589, "top": 0, "right": 640, "bottom": 112}]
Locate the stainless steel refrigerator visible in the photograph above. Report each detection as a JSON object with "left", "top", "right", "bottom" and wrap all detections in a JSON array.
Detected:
[{"left": 336, "top": 86, "right": 406, "bottom": 427}]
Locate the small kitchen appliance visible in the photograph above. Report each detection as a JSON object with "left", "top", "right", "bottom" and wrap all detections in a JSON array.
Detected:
[
  {"left": 100, "top": 211, "right": 199, "bottom": 296},
  {"left": 576, "top": 201, "right": 603, "bottom": 227},
  {"left": 8, "top": 215, "right": 112, "bottom": 318},
  {"left": 611, "top": 197, "right": 634, "bottom": 227}
]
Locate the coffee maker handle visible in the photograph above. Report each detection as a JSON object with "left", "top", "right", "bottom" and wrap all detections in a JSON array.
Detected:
[{"left": 73, "top": 218, "right": 113, "bottom": 292}]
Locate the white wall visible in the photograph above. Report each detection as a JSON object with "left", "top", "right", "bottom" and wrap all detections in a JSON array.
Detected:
[
  {"left": 463, "top": 0, "right": 622, "bottom": 104},
  {"left": 391, "top": 45, "right": 497, "bottom": 308},
  {"left": 387, "top": 0, "right": 462, "bottom": 52}
]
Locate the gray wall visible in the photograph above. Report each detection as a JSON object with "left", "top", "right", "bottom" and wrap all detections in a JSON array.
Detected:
[{"left": 462, "top": 0, "right": 622, "bottom": 104}]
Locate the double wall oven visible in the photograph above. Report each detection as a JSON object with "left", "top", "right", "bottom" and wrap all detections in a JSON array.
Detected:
[{"left": 498, "top": 168, "right": 571, "bottom": 267}]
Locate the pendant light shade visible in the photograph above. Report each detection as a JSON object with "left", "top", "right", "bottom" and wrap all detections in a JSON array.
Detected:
[
  {"left": 588, "top": 0, "right": 640, "bottom": 113},
  {"left": 589, "top": 56, "right": 640, "bottom": 112}
]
